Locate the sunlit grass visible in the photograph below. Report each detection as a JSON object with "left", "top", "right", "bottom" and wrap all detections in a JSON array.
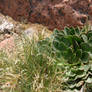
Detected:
[{"left": 0, "top": 30, "right": 63, "bottom": 92}]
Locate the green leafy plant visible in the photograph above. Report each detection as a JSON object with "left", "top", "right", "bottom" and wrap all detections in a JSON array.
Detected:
[
  {"left": 61, "top": 63, "right": 92, "bottom": 92},
  {"left": 52, "top": 27, "right": 92, "bottom": 64},
  {"left": 33, "top": 26, "right": 92, "bottom": 92},
  {"left": 51, "top": 27, "right": 92, "bottom": 91}
]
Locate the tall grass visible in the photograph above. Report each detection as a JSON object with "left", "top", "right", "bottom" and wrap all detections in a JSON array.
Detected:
[{"left": 0, "top": 32, "right": 63, "bottom": 92}]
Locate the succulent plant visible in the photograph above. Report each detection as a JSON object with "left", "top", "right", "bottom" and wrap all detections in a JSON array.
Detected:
[
  {"left": 51, "top": 27, "right": 92, "bottom": 92},
  {"left": 52, "top": 27, "right": 92, "bottom": 64},
  {"left": 37, "top": 27, "right": 92, "bottom": 91},
  {"left": 61, "top": 63, "right": 92, "bottom": 92}
]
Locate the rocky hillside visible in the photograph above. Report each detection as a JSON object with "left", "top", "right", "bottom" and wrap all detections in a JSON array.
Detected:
[
  {"left": 0, "top": 0, "right": 92, "bottom": 30},
  {"left": 0, "top": 13, "right": 51, "bottom": 51}
]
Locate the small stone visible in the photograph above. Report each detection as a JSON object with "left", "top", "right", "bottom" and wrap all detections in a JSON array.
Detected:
[{"left": 4, "top": 34, "right": 11, "bottom": 38}]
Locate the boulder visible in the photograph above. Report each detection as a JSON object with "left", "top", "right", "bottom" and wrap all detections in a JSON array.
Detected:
[
  {"left": 0, "top": 0, "right": 92, "bottom": 30},
  {"left": 0, "top": 0, "right": 30, "bottom": 21}
]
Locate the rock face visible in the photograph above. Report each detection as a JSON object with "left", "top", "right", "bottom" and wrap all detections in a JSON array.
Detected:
[
  {"left": 0, "top": 13, "right": 51, "bottom": 50},
  {"left": 0, "top": 0, "right": 92, "bottom": 30},
  {"left": 0, "top": 0, "right": 30, "bottom": 21}
]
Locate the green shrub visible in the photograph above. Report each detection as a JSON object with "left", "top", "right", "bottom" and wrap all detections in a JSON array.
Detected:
[
  {"left": 51, "top": 27, "right": 92, "bottom": 92},
  {"left": 53, "top": 27, "right": 92, "bottom": 63},
  {"left": 32, "top": 26, "right": 92, "bottom": 92},
  {"left": 0, "top": 26, "right": 92, "bottom": 92}
]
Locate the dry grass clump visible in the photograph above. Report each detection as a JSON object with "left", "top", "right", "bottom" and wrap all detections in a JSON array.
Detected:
[{"left": 0, "top": 29, "right": 63, "bottom": 92}]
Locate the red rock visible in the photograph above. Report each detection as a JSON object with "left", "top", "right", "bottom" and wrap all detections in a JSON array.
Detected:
[
  {"left": 0, "top": 0, "right": 92, "bottom": 30},
  {"left": 0, "top": 36, "right": 15, "bottom": 50},
  {"left": 0, "top": 0, "right": 30, "bottom": 21}
]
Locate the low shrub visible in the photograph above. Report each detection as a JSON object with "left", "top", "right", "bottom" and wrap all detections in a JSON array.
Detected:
[
  {"left": 51, "top": 27, "right": 92, "bottom": 92},
  {"left": 38, "top": 26, "right": 92, "bottom": 91},
  {"left": 0, "top": 26, "right": 92, "bottom": 92}
]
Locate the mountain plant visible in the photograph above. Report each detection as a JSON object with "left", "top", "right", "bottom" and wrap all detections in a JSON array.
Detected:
[
  {"left": 0, "top": 26, "right": 92, "bottom": 92},
  {"left": 51, "top": 27, "right": 92, "bottom": 92},
  {"left": 36, "top": 26, "right": 92, "bottom": 92},
  {"left": 53, "top": 27, "right": 92, "bottom": 63}
]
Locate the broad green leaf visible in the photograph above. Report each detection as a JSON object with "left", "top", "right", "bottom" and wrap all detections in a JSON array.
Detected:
[
  {"left": 69, "top": 27, "right": 75, "bottom": 35},
  {"left": 55, "top": 35, "right": 63, "bottom": 41},
  {"left": 71, "top": 68, "right": 84, "bottom": 75},
  {"left": 81, "top": 51, "right": 89, "bottom": 63},
  {"left": 53, "top": 29, "right": 59, "bottom": 34},
  {"left": 90, "top": 65, "right": 92, "bottom": 71},
  {"left": 62, "top": 48, "right": 73, "bottom": 60},
  {"left": 64, "top": 27, "right": 71, "bottom": 35},
  {"left": 87, "top": 31, "right": 92, "bottom": 39},
  {"left": 73, "top": 35, "right": 82, "bottom": 43},
  {"left": 74, "top": 72, "right": 86, "bottom": 80},
  {"left": 69, "top": 84, "right": 76, "bottom": 88},
  {"left": 89, "top": 37, "right": 92, "bottom": 44},
  {"left": 76, "top": 49, "right": 82, "bottom": 59},
  {"left": 80, "top": 43, "right": 90, "bottom": 51},
  {"left": 71, "top": 54, "right": 78, "bottom": 63},
  {"left": 79, "top": 65, "right": 90, "bottom": 72},
  {"left": 61, "top": 36, "right": 72, "bottom": 46},
  {"left": 66, "top": 70, "right": 76, "bottom": 77},
  {"left": 75, "top": 27, "right": 80, "bottom": 35},
  {"left": 86, "top": 78, "right": 92, "bottom": 83},
  {"left": 73, "top": 40, "right": 80, "bottom": 51},
  {"left": 81, "top": 34, "right": 88, "bottom": 43},
  {"left": 76, "top": 81, "right": 84, "bottom": 87},
  {"left": 59, "top": 30, "right": 65, "bottom": 35},
  {"left": 53, "top": 40, "right": 67, "bottom": 51}
]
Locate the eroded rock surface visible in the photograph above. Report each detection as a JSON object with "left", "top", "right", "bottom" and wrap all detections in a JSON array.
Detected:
[
  {"left": 0, "top": 0, "right": 92, "bottom": 30},
  {"left": 0, "top": 0, "right": 30, "bottom": 21},
  {"left": 0, "top": 13, "right": 51, "bottom": 50}
]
